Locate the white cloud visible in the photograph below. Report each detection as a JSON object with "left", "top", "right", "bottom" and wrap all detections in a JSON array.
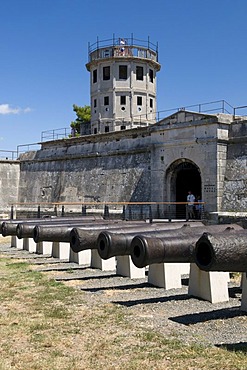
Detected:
[{"left": 0, "top": 104, "right": 32, "bottom": 115}]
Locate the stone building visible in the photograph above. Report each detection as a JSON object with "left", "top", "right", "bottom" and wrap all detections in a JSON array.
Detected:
[
  {"left": 0, "top": 36, "right": 247, "bottom": 220},
  {"left": 85, "top": 36, "right": 160, "bottom": 134}
]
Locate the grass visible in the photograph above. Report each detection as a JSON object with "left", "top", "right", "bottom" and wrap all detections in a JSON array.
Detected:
[{"left": 0, "top": 256, "right": 246, "bottom": 369}]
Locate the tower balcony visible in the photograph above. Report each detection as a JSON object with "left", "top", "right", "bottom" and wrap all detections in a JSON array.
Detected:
[{"left": 86, "top": 35, "right": 161, "bottom": 71}]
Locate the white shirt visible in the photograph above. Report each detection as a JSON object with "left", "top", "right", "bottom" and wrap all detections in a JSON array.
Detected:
[{"left": 187, "top": 194, "right": 195, "bottom": 205}]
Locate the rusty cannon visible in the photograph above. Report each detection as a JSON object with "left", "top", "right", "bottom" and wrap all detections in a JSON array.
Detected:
[
  {"left": 32, "top": 220, "right": 137, "bottom": 243},
  {"left": 97, "top": 223, "right": 204, "bottom": 260},
  {"left": 130, "top": 224, "right": 243, "bottom": 268},
  {"left": 194, "top": 229, "right": 247, "bottom": 272},
  {"left": 18, "top": 219, "right": 120, "bottom": 240},
  {"left": 69, "top": 221, "right": 173, "bottom": 253},
  {"left": 1, "top": 216, "right": 106, "bottom": 238}
]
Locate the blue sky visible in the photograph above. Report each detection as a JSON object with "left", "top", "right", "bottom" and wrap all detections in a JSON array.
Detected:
[{"left": 1, "top": 0, "right": 247, "bottom": 151}]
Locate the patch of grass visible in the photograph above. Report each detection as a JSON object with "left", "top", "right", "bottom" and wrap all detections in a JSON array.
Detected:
[
  {"left": 45, "top": 305, "right": 70, "bottom": 319},
  {"left": 0, "top": 257, "right": 247, "bottom": 369},
  {"left": 6, "top": 261, "right": 29, "bottom": 270}
]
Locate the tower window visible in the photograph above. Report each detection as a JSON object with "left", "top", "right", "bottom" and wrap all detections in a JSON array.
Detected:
[
  {"left": 93, "top": 99, "right": 97, "bottom": 108},
  {"left": 120, "top": 95, "right": 126, "bottom": 105},
  {"left": 103, "top": 66, "right": 110, "bottom": 80},
  {"left": 149, "top": 69, "right": 154, "bottom": 83},
  {"left": 119, "top": 65, "right": 127, "bottom": 79},
  {"left": 150, "top": 98, "right": 153, "bottom": 108},
  {"left": 137, "top": 96, "right": 142, "bottom": 106},
  {"left": 104, "top": 96, "right": 109, "bottom": 105},
  {"left": 105, "top": 126, "right": 109, "bottom": 133},
  {"left": 94, "top": 128, "right": 97, "bottom": 134},
  {"left": 93, "top": 69, "right": 97, "bottom": 83},
  {"left": 136, "top": 66, "right": 144, "bottom": 80},
  {"left": 104, "top": 49, "right": 111, "bottom": 57},
  {"left": 121, "top": 125, "right": 126, "bottom": 130}
]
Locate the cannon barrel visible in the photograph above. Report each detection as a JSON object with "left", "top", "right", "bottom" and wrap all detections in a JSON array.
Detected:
[
  {"left": 32, "top": 220, "right": 132, "bottom": 243},
  {"left": 33, "top": 225, "right": 78, "bottom": 243},
  {"left": 1, "top": 216, "right": 103, "bottom": 237},
  {"left": 195, "top": 230, "right": 247, "bottom": 272},
  {"left": 18, "top": 219, "right": 117, "bottom": 240},
  {"left": 98, "top": 223, "right": 242, "bottom": 260},
  {"left": 69, "top": 221, "right": 177, "bottom": 253},
  {"left": 97, "top": 223, "right": 205, "bottom": 259},
  {"left": 130, "top": 224, "right": 243, "bottom": 268}
]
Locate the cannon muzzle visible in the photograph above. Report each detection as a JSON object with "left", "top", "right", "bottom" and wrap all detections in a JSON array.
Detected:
[
  {"left": 75, "top": 221, "right": 198, "bottom": 255},
  {"left": 98, "top": 223, "right": 243, "bottom": 261},
  {"left": 130, "top": 225, "right": 244, "bottom": 268},
  {"left": 97, "top": 232, "right": 130, "bottom": 259},
  {"left": 97, "top": 224, "right": 198, "bottom": 259},
  {"left": 130, "top": 235, "right": 195, "bottom": 268},
  {"left": 195, "top": 230, "right": 247, "bottom": 272}
]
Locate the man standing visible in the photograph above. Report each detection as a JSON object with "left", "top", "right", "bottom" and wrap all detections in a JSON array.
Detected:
[{"left": 187, "top": 191, "right": 195, "bottom": 219}]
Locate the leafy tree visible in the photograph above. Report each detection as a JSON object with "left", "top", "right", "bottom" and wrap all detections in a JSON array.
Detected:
[{"left": 70, "top": 104, "right": 91, "bottom": 135}]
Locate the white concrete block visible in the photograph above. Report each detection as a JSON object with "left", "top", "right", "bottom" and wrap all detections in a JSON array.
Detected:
[
  {"left": 148, "top": 263, "right": 182, "bottom": 289},
  {"left": 241, "top": 273, "right": 247, "bottom": 311},
  {"left": 11, "top": 236, "right": 23, "bottom": 249},
  {"left": 188, "top": 263, "right": 229, "bottom": 303},
  {"left": 52, "top": 242, "right": 70, "bottom": 261},
  {"left": 23, "top": 238, "right": 37, "bottom": 253},
  {"left": 116, "top": 255, "right": 146, "bottom": 279},
  {"left": 36, "top": 241, "right": 53, "bottom": 255},
  {"left": 179, "top": 263, "right": 190, "bottom": 275},
  {"left": 91, "top": 249, "right": 116, "bottom": 271},
  {"left": 69, "top": 249, "right": 92, "bottom": 266}
]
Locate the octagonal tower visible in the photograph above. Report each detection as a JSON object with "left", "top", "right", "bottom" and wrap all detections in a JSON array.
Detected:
[{"left": 86, "top": 35, "right": 161, "bottom": 134}]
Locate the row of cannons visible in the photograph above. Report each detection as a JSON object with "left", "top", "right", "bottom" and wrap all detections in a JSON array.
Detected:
[{"left": 1, "top": 216, "right": 247, "bottom": 310}]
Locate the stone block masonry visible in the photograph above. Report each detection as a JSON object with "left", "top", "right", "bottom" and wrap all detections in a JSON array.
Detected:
[
  {"left": 18, "top": 128, "right": 152, "bottom": 207},
  {"left": 0, "top": 160, "right": 19, "bottom": 215}
]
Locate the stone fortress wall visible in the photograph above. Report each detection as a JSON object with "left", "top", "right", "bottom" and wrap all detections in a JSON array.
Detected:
[
  {"left": 16, "top": 128, "right": 152, "bottom": 215},
  {"left": 0, "top": 111, "right": 245, "bottom": 219}
]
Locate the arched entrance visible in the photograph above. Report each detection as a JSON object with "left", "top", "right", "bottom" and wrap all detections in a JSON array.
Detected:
[{"left": 167, "top": 159, "right": 201, "bottom": 219}]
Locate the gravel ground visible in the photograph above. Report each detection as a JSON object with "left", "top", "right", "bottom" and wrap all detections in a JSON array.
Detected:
[{"left": 0, "top": 239, "right": 246, "bottom": 349}]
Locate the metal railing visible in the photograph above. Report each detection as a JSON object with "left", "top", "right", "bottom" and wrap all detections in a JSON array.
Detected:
[
  {"left": 88, "top": 34, "right": 158, "bottom": 60},
  {"left": 233, "top": 105, "right": 247, "bottom": 118},
  {"left": 0, "top": 150, "right": 18, "bottom": 160},
  {"left": 40, "top": 100, "right": 238, "bottom": 143},
  {"left": 17, "top": 143, "right": 41, "bottom": 158},
  {"left": 134, "top": 99, "right": 234, "bottom": 124},
  {"left": 41, "top": 128, "right": 72, "bottom": 142},
  {"left": 9, "top": 201, "right": 205, "bottom": 222}
]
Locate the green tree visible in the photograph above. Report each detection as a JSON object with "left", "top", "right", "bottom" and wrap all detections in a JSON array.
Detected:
[{"left": 70, "top": 104, "right": 91, "bottom": 135}]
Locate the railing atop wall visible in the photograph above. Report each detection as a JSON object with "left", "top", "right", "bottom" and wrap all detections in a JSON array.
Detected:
[
  {"left": 16, "top": 143, "right": 41, "bottom": 158},
  {"left": 134, "top": 99, "right": 235, "bottom": 124},
  {"left": 233, "top": 105, "right": 247, "bottom": 118},
  {"left": 40, "top": 99, "right": 238, "bottom": 143},
  {"left": 0, "top": 150, "right": 18, "bottom": 160},
  {"left": 41, "top": 128, "right": 71, "bottom": 142},
  {"left": 9, "top": 201, "right": 205, "bottom": 222}
]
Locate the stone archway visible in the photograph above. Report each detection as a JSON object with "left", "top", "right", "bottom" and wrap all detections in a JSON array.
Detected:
[{"left": 167, "top": 159, "right": 202, "bottom": 219}]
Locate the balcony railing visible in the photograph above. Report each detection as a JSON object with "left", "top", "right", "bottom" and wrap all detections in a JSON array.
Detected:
[{"left": 88, "top": 35, "right": 159, "bottom": 63}]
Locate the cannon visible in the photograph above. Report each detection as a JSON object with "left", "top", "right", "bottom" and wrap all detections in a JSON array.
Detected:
[
  {"left": 195, "top": 230, "right": 247, "bottom": 272},
  {"left": 17, "top": 219, "right": 123, "bottom": 240},
  {"left": 130, "top": 224, "right": 243, "bottom": 268},
  {"left": 1, "top": 215, "right": 103, "bottom": 237},
  {"left": 97, "top": 223, "right": 205, "bottom": 259},
  {"left": 69, "top": 221, "right": 182, "bottom": 253},
  {"left": 32, "top": 220, "right": 137, "bottom": 243}
]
